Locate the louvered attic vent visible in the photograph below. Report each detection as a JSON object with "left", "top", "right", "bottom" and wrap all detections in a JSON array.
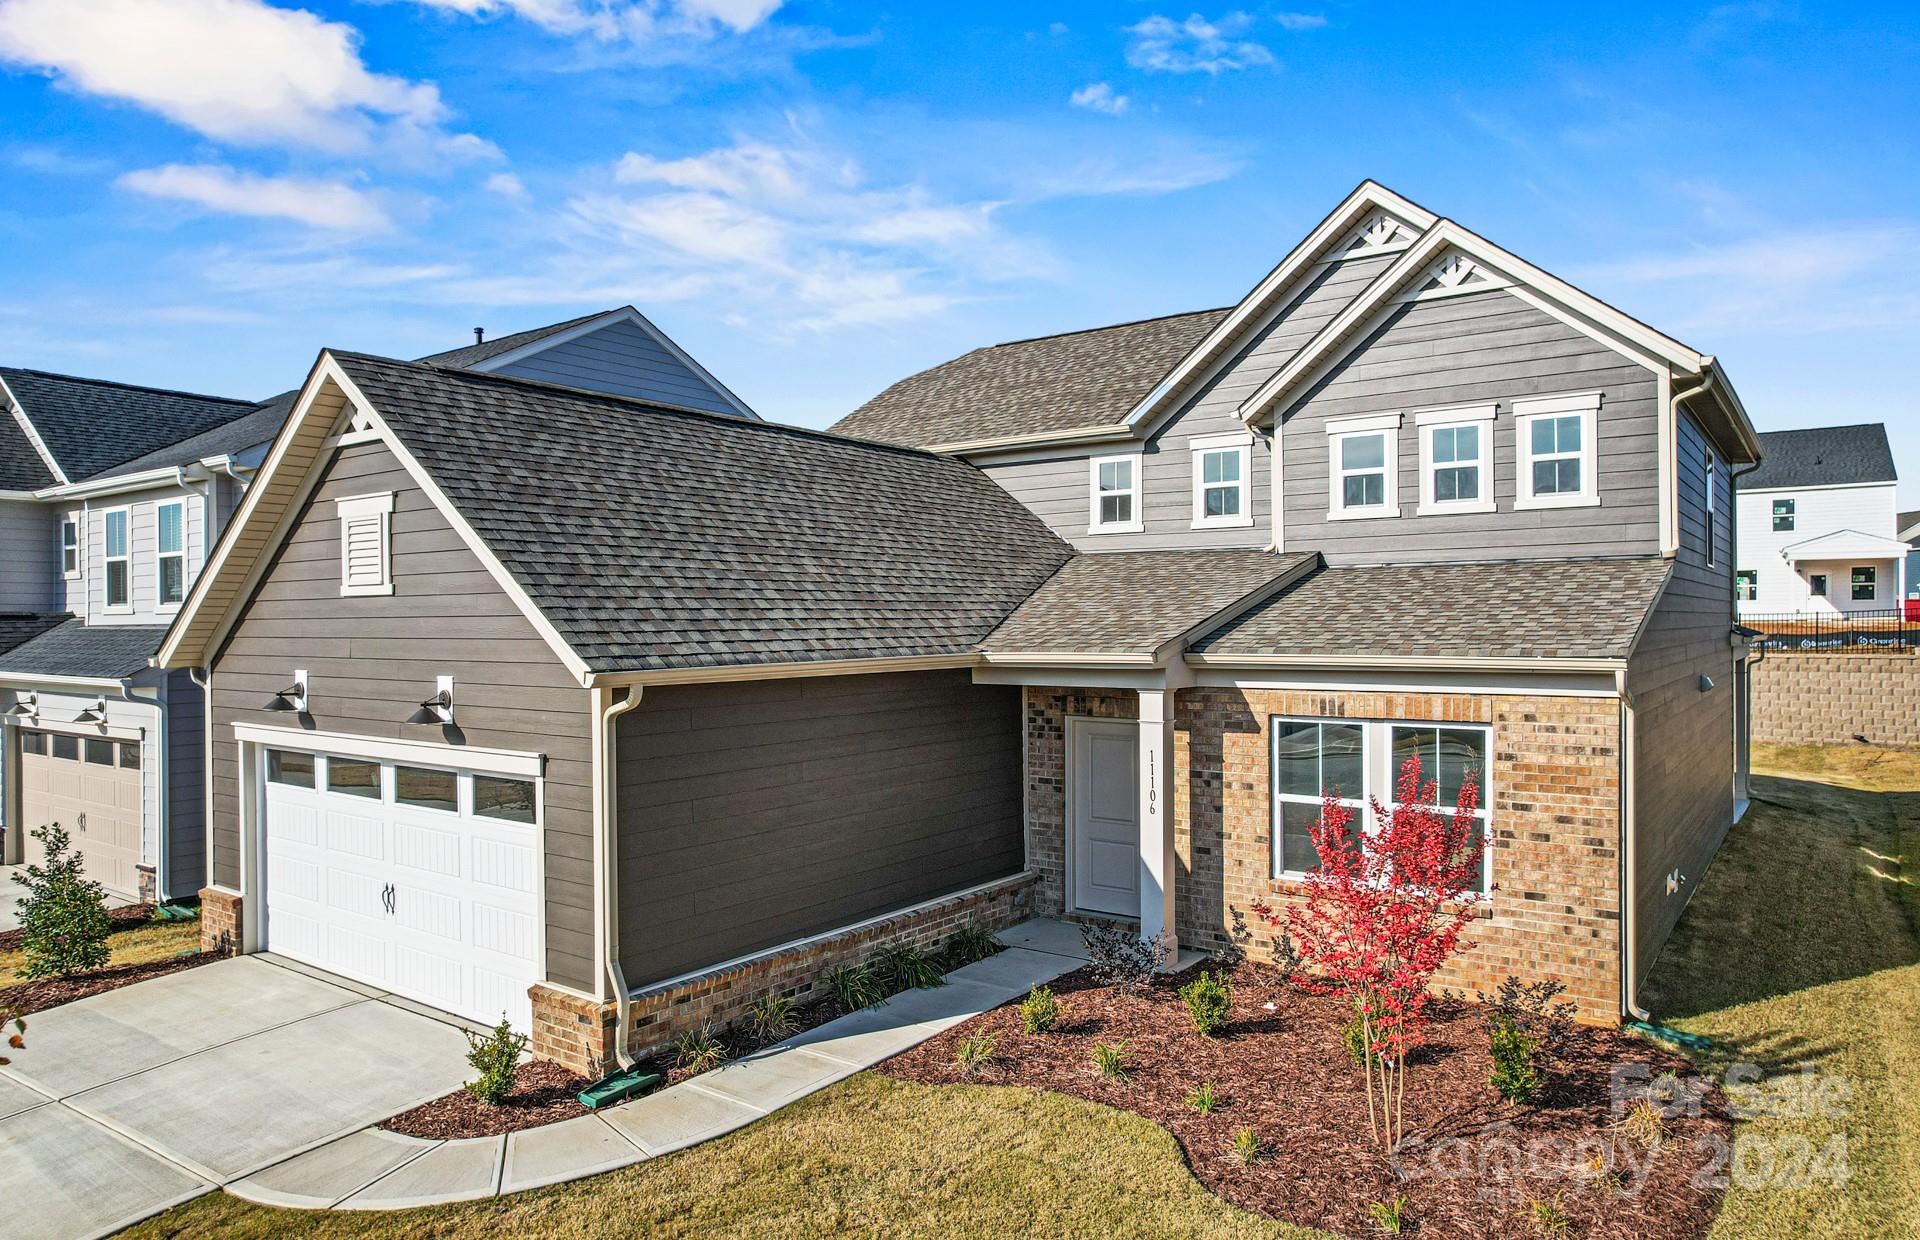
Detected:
[{"left": 336, "top": 491, "right": 394, "bottom": 597}]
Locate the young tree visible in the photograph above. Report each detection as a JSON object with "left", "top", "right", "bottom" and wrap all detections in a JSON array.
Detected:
[
  {"left": 1251, "top": 755, "right": 1485, "bottom": 1153},
  {"left": 12, "top": 823, "right": 112, "bottom": 979}
]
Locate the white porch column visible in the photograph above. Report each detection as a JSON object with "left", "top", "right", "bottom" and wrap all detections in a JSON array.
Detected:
[{"left": 1136, "top": 688, "right": 1177, "bottom": 962}]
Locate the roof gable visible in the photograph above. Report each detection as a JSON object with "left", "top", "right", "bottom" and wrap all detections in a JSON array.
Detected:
[
  {"left": 1744, "top": 424, "right": 1896, "bottom": 490},
  {"left": 0, "top": 367, "right": 256, "bottom": 483}
]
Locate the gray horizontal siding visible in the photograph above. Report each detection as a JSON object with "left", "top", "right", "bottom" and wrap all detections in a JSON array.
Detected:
[
  {"left": 207, "top": 439, "right": 597, "bottom": 991},
  {"left": 164, "top": 667, "right": 205, "bottom": 902},
  {"left": 0, "top": 500, "right": 57, "bottom": 612},
  {"left": 614, "top": 670, "right": 1023, "bottom": 987},
  {"left": 494, "top": 319, "right": 739, "bottom": 415},
  {"left": 1279, "top": 288, "right": 1663, "bottom": 564}
]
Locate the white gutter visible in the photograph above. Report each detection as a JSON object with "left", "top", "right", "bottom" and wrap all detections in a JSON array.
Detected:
[
  {"left": 923, "top": 424, "right": 1135, "bottom": 457},
  {"left": 34, "top": 464, "right": 200, "bottom": 502},
  {"left": 587, "top": 652, "right": 982, "bottom": 689},
  {"left": 0, "top": 671, "right": 126, "bottom": 691},
  {"left": 595, "top": 685, "right": 646, "bottom": 1070},
  {"left": 1185, "top": 652, "right": 1629, "bottom": 675}
]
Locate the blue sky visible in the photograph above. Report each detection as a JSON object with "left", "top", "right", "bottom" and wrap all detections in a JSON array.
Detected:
[{"left": 3, "top": 1, "right": 1918, "bottom": 499}]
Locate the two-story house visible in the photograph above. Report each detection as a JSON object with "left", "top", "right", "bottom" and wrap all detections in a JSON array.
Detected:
[
  {"left": 1732, "top": 423, "right": 1905, "bottom": 617},
  {"left": 149, "top": 182, "right": 1759, "bottom": 1084},
  {"left": 1, "top": 306, "right": 756, "bottom": 904}
]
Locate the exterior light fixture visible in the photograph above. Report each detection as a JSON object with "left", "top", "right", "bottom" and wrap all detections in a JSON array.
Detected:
[
  {"left": 406, "top": 675, "right": 455, "bottom": 725},
  {"left": 5, "top": 692, "right": 36, "bottom": 719},
  {"left": 263, "top": 670, "right": 309, "bottom": 714},
  {"left": 73, "top": 696, "right": 107, "bottom": 725}
]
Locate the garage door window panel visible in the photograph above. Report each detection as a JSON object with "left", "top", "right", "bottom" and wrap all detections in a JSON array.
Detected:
[
  {"left": 119, "top": 742, "right": 140, "bottom": 770},
  {"left": 21, "top": 730, "right": 45, "bottom": 756},
  {"left": 268, "top": 749, "right": 315, "bottom": 788},
  {"left": 473, "top": 775, "right": 536, "bottom": 824},
  {"left": 327, "top": 757, "right": 382, "bottom": 799},
  {"left": 84, "top": 738, "right": 114, "bottom": 765},
  {"left": 396, "top": 766, "right": 458, "bottom": 812},
  {"left": 51, "top": 734, "right": 77, "bottom": 761}
]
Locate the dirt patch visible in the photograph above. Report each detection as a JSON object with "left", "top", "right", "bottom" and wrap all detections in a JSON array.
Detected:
[
  {"left": 880, "top": 962, "right": 1729, "bottom": 1240},
  {"left": 0, "top": 902, "right": 157, "bottom": 955},
  {"left": 384, "top": 1059, "right": 595, "bottom": 1139},
  {"left": 0, "top": 948, "right": 216, "bottom": 1017}
]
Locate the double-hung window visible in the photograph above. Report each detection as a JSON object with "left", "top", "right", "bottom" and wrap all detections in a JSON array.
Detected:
[
  {"left": 1271, "top": 718, "right": 1492, "bottom": 894},
  {"left": 156, "top": 501, "right": 185, "bottom": 608},
  {"left": 103, "top": 507, "right": 131, "bottom": 611},
  {"left": 1087, "top": 454, "right": 1143, "bottom": 535},
  {"left": 1414, "top": 403, "right": 1495, "bottom": 515},
  {"left": 1326, "top": 413, "right": 1399, "bottom": 520},
  {"left": 1514, "top": 391, "right": 1600, "bottom": 509},
  {"left": 1771, "top": 498, "right": 1795, "bottom": 532},
  {"left": 1189, "top": 434, "right": 1252, "bottom": 529},
  {"left": 1735, "top": 570, "right": 1757, "bottom": 602},
  {"left": 1852, "top": 566, "right": 1877, "bottom": 602},
  {"left": 60, "top": 514, "right": 79, "bottom": 578}
]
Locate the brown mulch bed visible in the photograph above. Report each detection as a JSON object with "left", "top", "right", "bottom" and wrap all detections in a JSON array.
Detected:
[
  {"left": 383, "top": 1059, "right": 596, "bottom": 1139},
  {"left": 0, "top": 902, "right": 156, "bottom": 954},
  {"left": 0, "top": 948, "right": 217, "bottom": 1017},
  {"left": 880, "top": 961, "right": 1729, "bottom": 1240}
]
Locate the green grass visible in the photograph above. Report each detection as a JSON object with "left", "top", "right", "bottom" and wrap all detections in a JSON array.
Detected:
[
  {"left": 119, "top": 1074, "right": 1320, "bottom": 1240},
  {"left": 2, "top": 913, "right": 199, "bottom": 981},
  {"left": 1641, "top": 743, "right": 1920, "bottom": 1239}
]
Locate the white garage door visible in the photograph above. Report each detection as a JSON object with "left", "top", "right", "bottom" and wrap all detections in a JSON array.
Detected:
[
  {"left": 18, "top": 729, "right": 145, "bottom": 900},
  {"left": 261, "top": 747, "right": 543, "bottom": 1031}
]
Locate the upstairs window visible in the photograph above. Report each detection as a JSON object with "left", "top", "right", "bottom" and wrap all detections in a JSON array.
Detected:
[
  {"left": 60, "top": 515, "right": 79, "bottom": 578},
  {"left": 1514, "top": 391, "right": 1600, "bottom": 509},
  {"left": 1852, "top": 566, "right": 1877, "bottom": 602},
  {"left": 103, "top": 508, "right": 130, "bottom": 610},
  {"left": 157, "top": 501, "right": 185, "bottom": 608},
  {"left": 337, "top": 492, "right": 394, "bottom": 596},
  {"left": 1087, "top": 454, "right": 1142, "bottom": 535},
  {"left": 1414, "top": 403, "right": 1495, "bottom": 516},
  {"left": 1189, "top": 434, "right": 1252, "bottom": 529},
  {"left": 1771, "top": 498, "right": 1795, "bottom": 531},
  {"left": 1326, "top": 413, "right": 1399, "bottom": 520},
  {"left": 1735, "top": 570, "right": 1757, "bottom": 601}
]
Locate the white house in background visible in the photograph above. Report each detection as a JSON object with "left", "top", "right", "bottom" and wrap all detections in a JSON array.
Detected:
[
  {"left": 1901, "top": 508, "right": 1920, "bottom": 598},
  {"left": 1735, "top": 423, "right": 1905, "bottom": 617}
]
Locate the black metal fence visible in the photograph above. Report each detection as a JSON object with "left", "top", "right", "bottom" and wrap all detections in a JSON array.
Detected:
[{"left": 1744, "top": 608, "right": 1920, "bottom": 652}]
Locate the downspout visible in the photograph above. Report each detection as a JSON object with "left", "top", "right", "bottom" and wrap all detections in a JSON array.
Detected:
[
  {"left": 1616, "top": 668, "right": 1649, "bottom": 1021},
  {"left": 120, "top": 678, "right": 167, "bottom": 902},
  {"left": 188, "top": 667, "right": 214, "bottom": 894},
  {"left": 596, "top": 684, "right": 644, "bottom": 1069},
  {"left": 1667, "top": 377, "right": 1712, "bottom": 558}
]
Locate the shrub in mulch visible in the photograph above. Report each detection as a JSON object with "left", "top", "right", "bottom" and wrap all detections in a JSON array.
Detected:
[
  {"left": 384, "top": 1059, "right": 596, "bottom": 1139},
  {"left": 880, "top": 961, "right": 1730, "bottom": 1240},
  {"left": 0, "top": 902, "right": 155, "bottom": 955}
]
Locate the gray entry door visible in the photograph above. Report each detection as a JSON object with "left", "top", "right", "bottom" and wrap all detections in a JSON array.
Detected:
[{"left": 1070, "top": 717, "right": 1139, "bottom": 917}]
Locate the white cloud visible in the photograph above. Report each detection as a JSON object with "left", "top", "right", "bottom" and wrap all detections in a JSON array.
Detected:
[
  {"left": 484, "top": 171, "right": 531, "bottom": 200},
  {"left": 1070, "top": 82, "right": 1130, "bottom": 115},
  {"left": 1125, "top": 12, "right": 1275, "bottom": 75},
  {"left": 0, "top": 0, "right": 495, "bottom": 162},
  {"left": 119, "top": 163, "right": 393, "bottom": 232},
  {"left": 403, "top": 0, "right": 781, "bottom": 41},
  {"left": 1272, "top": 12, "right": 1326, "bottom": 31}
]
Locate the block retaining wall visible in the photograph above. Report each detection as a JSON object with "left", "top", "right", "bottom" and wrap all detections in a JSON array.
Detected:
[{"left": 1751, "top": 650, "right": 1920, "bottom": 747}]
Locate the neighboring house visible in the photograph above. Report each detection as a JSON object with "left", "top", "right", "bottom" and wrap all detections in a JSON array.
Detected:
[
  {"left": 152, "top": 182, "right": 1758, "bottom": 1083},
  {"left": 1897, "top": 507, "right": 1920, "bottom": 605},
  {"left": 1732, "top": 424, "right": 1903, "bottom": 616},
  {"left": 0, "top": 305, "right": 754, "bottom": 905}
]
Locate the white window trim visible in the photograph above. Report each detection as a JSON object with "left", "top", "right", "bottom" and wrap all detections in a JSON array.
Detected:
[
  {"left": 101, "top": 504, "right": 132, "bottom": 613},
  {"left": 1325, "top": 412, "right": 1400, "bottom": 522},
  {"left": 1413, "top": 403, "right": 1497, "bottom": 516},
  {"left": 337, "top": 491, "right": 395, "bottom": 596},
  {"left": 1513, "top": 390, "right": 1601, "bottom": 510},
  {"left": 1270, "top": 716, "right": 1492, "bottom": 897},
  {"left": 1704, "top": 448, "right": 1717, "bottom": 567},
  {"left": 1771, "top": 497, "right": 1795, "bottom": 532},
  {"left": 60, "top": 512, "right": 80, "bottom": 580},
  {"left": 1188, "top": 432, "right": 1254, "bottom": 530},
  {"left": 1086, "top": 452, "right": 1144, "bottom": 535},
  {"left": 155, "top": 499, "right": 186, "bottom": 612}
]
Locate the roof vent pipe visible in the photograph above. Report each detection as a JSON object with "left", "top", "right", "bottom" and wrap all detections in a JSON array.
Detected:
[{"left": 474, "top": 327, "right": 485, "bottom": 345}]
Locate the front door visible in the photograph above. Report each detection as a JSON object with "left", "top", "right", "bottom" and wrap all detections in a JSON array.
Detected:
[{"left": 1070, "top": 717, "right": 1139, "bottom": 917}]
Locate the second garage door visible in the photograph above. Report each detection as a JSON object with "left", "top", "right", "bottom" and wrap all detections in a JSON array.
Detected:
[
  {"left": 261, "top": 747, "right": 544, "bottom": 1031},
  {"left": 18, "top": 730, "right": 144, "bottom": 900}
]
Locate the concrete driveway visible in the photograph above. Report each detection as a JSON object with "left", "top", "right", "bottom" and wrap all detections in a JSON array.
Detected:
[
  {"left": 0, "top": 864, "right": 133, "bottom": 934},
  {"left": 0, "top": 955, "right": 474, "bottom": 1239}
]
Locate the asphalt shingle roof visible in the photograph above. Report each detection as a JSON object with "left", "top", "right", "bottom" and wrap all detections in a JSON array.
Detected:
[
  {"left": 333, "top": 353, "right": 1074, "bottom": 674},
  {"left": 1744, "top": 424, "right": 1897, "bottom": 491},
  {"left": 831, "top": 308, "right": 1230, "bottom": 449},
  {"left": 0, "top": 620, "right": 169, "bottom": 680},
  {"left": 415, "top": 311, "right": 608, "bottom": 370},
  {"left": 982, "top": 550, "right": 1316, "bottom": 656},
  {"left": 0, "top": 411, "right": 55, "bottom": 490},
  {"left": 1191, "top": 557, "right": 1675, "bottom": 661},
  {"left": 0, "top": 613, "right": 70, "bottom": 657},
  {"left": 98, "top": 391, "right": 297, "bottom": 478},
  {"left": 0, "top": 368, "right": 257, "bottom": 484}
]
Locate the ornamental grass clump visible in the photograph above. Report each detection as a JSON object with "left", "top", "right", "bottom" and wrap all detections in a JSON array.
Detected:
[
  {"left": 1231, "top": 1127, "right": 1264, "bottom": 1166},
  {"left": 748, "top": 994, "right": 796, "bottom": 1043},
  {"left": 953, "top": 1032, "right": 997, "bottom": 1076},
  {"left": 1251, "top": 755, "right": 1486, "bottom": 1154},
  {"left": 821, "top": 962, "right": 884, "bottom": 1012},
  {"left": 672, "top": 1024, "right": 729, "bottom": 1075},
  {"left": 868, "top": 942, "right": 944, "bottom": 994},
  {"left": 1178, "top": 969, "right": 1233, "bottom": 1037},
  {"left": 1091, "top": 1040, "right": 1131, "bottom": 1082},
  {"left": 1185, "top": 1080, "right": 1220, "bottom": 1115}
]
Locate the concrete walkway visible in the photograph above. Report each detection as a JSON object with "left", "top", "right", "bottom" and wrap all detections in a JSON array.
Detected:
[{"left": 223, "top": 918, "right": 1106, "bottom": 1214}]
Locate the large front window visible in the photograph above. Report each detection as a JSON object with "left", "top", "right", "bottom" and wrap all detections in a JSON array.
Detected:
[
  {"left": 1270, "top": 717, "right": 1491, "bottom": 893},
  {"left": 104, "top": 508, "right": 130, "bottom": 609}
]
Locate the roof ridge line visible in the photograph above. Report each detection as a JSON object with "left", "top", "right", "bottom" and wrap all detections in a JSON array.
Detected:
[
  {"left": 0, "top": 366, "right": 255, "bottom": 406},
  {"left": 987, "top": 306, "right": 1234, "bottom": 350}
]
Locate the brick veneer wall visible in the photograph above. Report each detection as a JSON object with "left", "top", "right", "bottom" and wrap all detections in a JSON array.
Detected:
[
  {"left": 199, "top": 887, "right": 241, "bottom": 957},
  {"left": 1752, "top": 650, "right": 1920, "bottom": 747},
  {"left": 529, "top": 871, "right": 1036, "bottom": 1078},
  {"left": 1022, "top": 686, "right": 1626, "bottom": 1023}
]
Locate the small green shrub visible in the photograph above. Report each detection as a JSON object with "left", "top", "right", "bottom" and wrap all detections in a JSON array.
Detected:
[
  {"left": 954, "top": 1031, "right": 997, "bottom": 1075},
  {"left": 1231, "top": 1127, "right": 1263, "bottom": 1166},
  {"left": 1489, "top": 1014, "right": 1546, "bottom": 1103},
  {"left": 1178, "top": 969, "right": 1233, "bottom": 1037},
  {"left": 945, "top": 920, "right": 1002, "bottom": 966},
  {"left": 1343, "top": 996, "right": 1382, "bottom": 1067},
  {"left": 821, "top": 962, "right": 884, "bottom": 1011},
  {"left": 1018, "top": 984, "right": 1060, "bottom": 1034},
  {"left": 672, "top": 1024, "right": 729, "bottom": 1075},
  {"left": 1091, "top": 1040, "right": 1131, "bottom": 1082},
  {"left": 1367, "top": 1196, "right": 1409, "bottom": 1234},
  {"left": 869, "top": 941, "right": 945, "bottom": 993},
  {"left": 1521, "top": 1192, "right": 1571, "bottom": 1236},
  {"left": 748, "top": 994, "right": 795, "bottom": 1043},
  {"left": 1186, "top": 1080, "right": 1220, "bottom": 1115},
  {"left": 12, "top": 823, "right": 112, "bottom": 979},
  {"left": 462, "top": 1014, "right": 527, "bottom": 1107}
]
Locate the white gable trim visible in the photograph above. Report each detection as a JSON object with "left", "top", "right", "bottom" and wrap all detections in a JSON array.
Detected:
[
  {"left": 156, "top": 353, "right": 594, "bottom": 687},
  {"left": 0, "top": 373, "right": 71, "bottom": 486},
  {"left": 466, "top": 306, "right": 760, "bottom": 422},
  {"left": 1117, "top": 182, "right": 1438, "bottom": 438},
  {"left": 1779, "top": 529, "right": 1912, "bottom": 560}
]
